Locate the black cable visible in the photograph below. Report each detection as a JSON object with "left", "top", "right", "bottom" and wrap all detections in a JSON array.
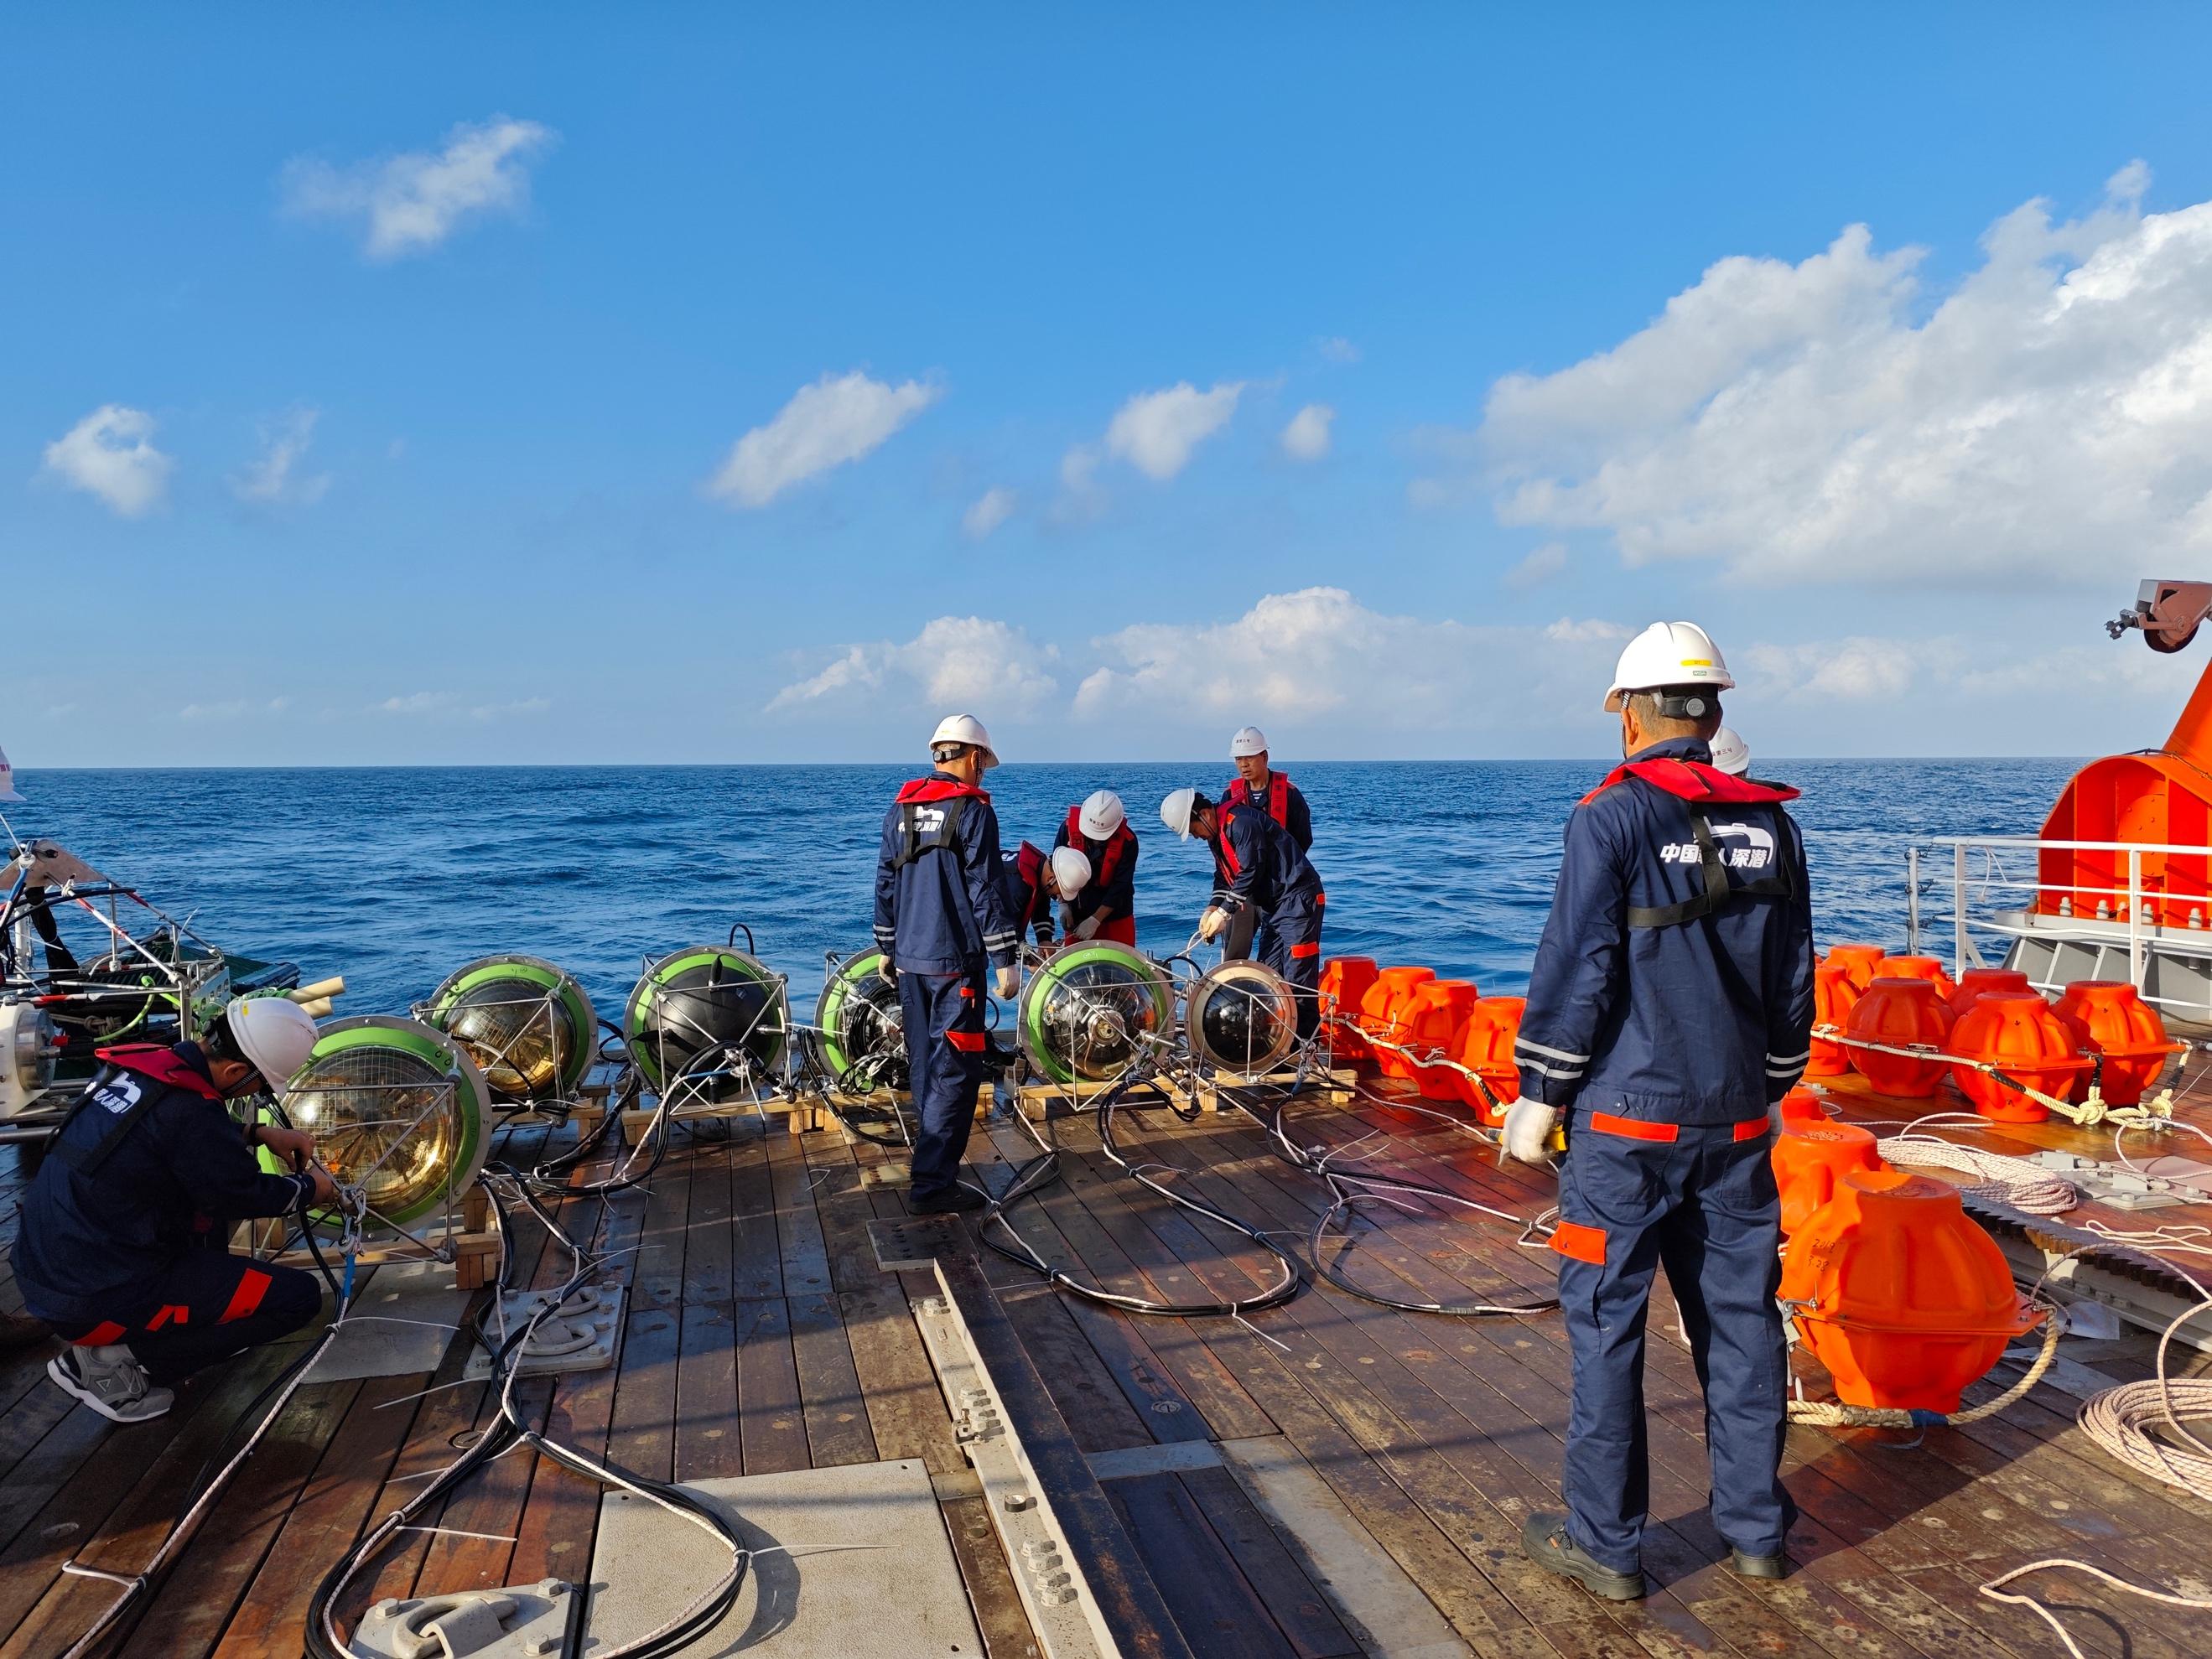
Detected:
[
  {"left": 1233, "top": 1076, "right": 1560, "bottom": 1319},
  {"left": 979, "top": 1070, "right": 1304, "bottom": 1317}
]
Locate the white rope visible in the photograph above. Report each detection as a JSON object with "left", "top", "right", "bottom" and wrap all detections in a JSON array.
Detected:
[
  {"left": 1875, "top": 1133, "right": 2079, "bottom": 1215},
  {"left": 1981, "top": 1558, "right": 2212, "bottom": 1659}
]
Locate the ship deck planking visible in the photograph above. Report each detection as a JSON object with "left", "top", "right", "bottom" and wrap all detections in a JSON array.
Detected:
[{"left": 2, "top": 1067, "right": 2211, "bottom": 1656}]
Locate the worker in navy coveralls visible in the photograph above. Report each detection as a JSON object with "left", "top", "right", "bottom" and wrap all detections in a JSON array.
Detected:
[
  {"left": 1160, "top": 785, "right": 1327, "bottom": 1042},
  {"left": 875, "top": 714, "right": 1022, "bottom": 1215},
  {"left": 1504, "top": 621, "right": 1815, "bottom": 1599}
]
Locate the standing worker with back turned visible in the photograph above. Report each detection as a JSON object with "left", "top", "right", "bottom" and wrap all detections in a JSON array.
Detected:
[
  {"left": 875, "top": 714, "right": 1022, "bottom": 1215},
  {"left": 1504, "top": 621, "right": 1815, "bottom": 1599}
]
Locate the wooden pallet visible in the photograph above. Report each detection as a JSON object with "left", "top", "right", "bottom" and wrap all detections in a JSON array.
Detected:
[{"left": 569, "top": 1085, "right": 833, "bottom": 1143}]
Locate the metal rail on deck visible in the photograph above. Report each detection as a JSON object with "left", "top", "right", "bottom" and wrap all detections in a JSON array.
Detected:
[{"left": 1901, "top": 836, "right": 2212, "bottom": 1019}]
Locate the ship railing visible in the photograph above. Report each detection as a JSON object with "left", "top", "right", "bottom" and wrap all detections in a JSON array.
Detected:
[{"left": 1903, "top": 835, "right": 2212, "bottom": 1016}]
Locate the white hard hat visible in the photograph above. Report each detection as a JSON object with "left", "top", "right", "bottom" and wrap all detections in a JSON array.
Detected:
[
  {"left": 1229, "top": 726, "right": 1268, "bottom": 760},
  {"left": 1604, "top": 620, "right": 1735, "bottom": 712},
  {"left": 1161, "top": 788, "right": 1198, "bottom": 839},
  {"left": 1708, "top": 727, "right": 1750, "bottom": 775},
  {"left": 1050, "top": 845, "right": 1093, "bottom": 898},
  {"left": 929, "top": 713, "right": 1000, "bottom": 770},
  {"left": 0, "top": 747, "right": 21, "bottom": 805},
  {"left": 1077, "top": 789, "right": 1125, "bottom": 840},
  {"left": 226, "top": 994, "right": 319, "bottom": 1099}
]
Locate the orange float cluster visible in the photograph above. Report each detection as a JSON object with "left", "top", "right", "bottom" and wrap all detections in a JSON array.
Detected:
[
  {"left": 1815, "top": 944, "right": 2180, "bottom": 1123},
  {"left": 1320, "top": 957, "right": 1525, "bottom": 1123},
  {"left": 1768, "top": 1089, "right": 2043, "bottom": 1413}
]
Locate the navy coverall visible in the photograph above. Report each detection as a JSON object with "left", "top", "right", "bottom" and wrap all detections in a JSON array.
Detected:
[
  {"left": 13, "top": 1044, "right": 323, "bottom": 1384},
  {"left": 1212, "top": 801, "right": 1327, "bottom": 1040},
  {"left": 875, "top": 772, "right": 1020, "bottom": 1199},
  {"left": 1516, "top": 736, "right": 1815, "bottom": 1574},
  {"left": 1051, "top": 809, "right": 1139, "bottom": 946},
  {"left": 1222, "top": 772, "right": 1311, "bottom": 961}
]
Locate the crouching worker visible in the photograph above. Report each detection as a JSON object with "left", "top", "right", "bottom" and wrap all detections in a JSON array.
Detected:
[
  {"left": 1503, "top": 621, "right": 1814, "bottom": 1599},
  {"left": 1160, "top": 786, "right": 1326, "bottom": 1040},
  {"left": 1000, "top": 842, "right": 1093, "bottom": 951},
  {"left": 13, "top": 996, "right": 333, "bottom": 1423}
]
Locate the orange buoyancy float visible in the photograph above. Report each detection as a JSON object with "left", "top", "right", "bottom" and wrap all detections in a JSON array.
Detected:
[
  {"left": 1779, "top": 1086, "right": 1826, "bottom": 1123},
  {"left": 1843, "top": 977, "right": 1955, "bottom": 1097},
  {"left": 1822, "top": 943, "right": 1886, "bottom": 992},
  {"left": 2053, "top": 979, "right": 2183, "bottom": 1107},
  {"left": 1773, "top": 1117, "right": 1887, "bottom": 1236},
  {"left": 1359, "top": 967, "right": 1436, "bottom": 1075},
  {"left": 1808, "top": 964, "right": 1862, "bottom": 1077},
  {"left": 1947, "top": 967, "right": 2034, "bottom": 1023},
  {"left": 1779, "top": 1168, "right": 2043, "bottom": 1413},
  {"left": 1947, "top": 993, "right": 2091, "bottom": 1123},
  {"left": 1451, "top": 996, "right": 1526, "bottom": 1122},
  {"left": 1881, "top": 955, "right": 1958, "bottom": 1003},
  {"left": 1320, "top": 957, "right": 1380, "bottom": 1061},
  {"left": 1392, "top": 978, "right": 1481, "bottom": 1100}
]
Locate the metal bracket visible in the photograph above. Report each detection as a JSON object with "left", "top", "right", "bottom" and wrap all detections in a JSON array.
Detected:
[
  {"left": 464, "top": 1282, "right": 625, "bottom": 1381},
  {"left": 866, "top": 1214, "right": 966, "bottom": 1270},
  {"left": 353, "top": 1581, "right": 572, "bottom": 1659},
  {"left": 908, "top": 1283, "right": 1125, "bottom": 1656}
]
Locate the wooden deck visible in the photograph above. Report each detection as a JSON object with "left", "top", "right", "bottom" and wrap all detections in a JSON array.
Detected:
[{"left": 3, "top": 1067, "right": 2212, "bottom": 1657}]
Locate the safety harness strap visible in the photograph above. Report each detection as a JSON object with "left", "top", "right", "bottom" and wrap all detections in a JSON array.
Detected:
[
  {"left": 1624, "top": 803, "right": 1795, "bottom": 930},
  {"left": 46, "top": 1047, "right": 218, "bottom": 1179}
]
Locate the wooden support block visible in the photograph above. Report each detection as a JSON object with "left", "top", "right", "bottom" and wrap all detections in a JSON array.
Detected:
[
  {"left": 450, "top": 1230, "right": 501, "bottom": 1291},
  {"left": 859, "top": 1163, "right": 911, "bottom": 1190},
  {"left": 461, "top": 1182, "right": 491, "bottom": 1231}
]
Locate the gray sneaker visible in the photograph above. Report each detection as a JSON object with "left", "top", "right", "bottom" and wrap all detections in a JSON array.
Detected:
[{"left": 49, "top": 1345, "right": 174, "bottom": 1423}]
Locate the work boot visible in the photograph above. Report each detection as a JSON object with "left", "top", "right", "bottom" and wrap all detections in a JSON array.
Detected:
[
  {"left": 1729, "top": 1548, "right": 1789, "bottom": 1581},
  {"left": 49, "top": 1345, "right": 174, "bottom": 1423},
  {"left": 1521, "top": 1512, "right": 1646, "bottom": 1601},
  {"left": 908, "top": 1185, "right": 988, "bottom": 1215}
]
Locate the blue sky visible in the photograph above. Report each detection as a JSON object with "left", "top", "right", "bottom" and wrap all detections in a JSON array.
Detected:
[{"left": 10, "top": 5, "right": 2212, "bottom": 768}]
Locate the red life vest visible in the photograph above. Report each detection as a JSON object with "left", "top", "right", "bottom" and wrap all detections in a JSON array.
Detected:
[
  {"left": 1223, "top": 770, "right": 1295, "bottom": 832},
  {"left": 1062, "top": 805, "right": 1135, "bottom": 891},
  {"left": 1580, "top": 755, "right": 1798, "bottom": 808},
  {"left": 1581, "top": 756, "right": 1799, "bottom": 927},
  {"left": 49, "top": 1044, "right": 226, "bottom": 1179},
  {"left": 93, "top": 1044, "right": 223, "bottom": 1100},
  {"left": 891, "top": 776, "right": 990, "bottom": 869}
]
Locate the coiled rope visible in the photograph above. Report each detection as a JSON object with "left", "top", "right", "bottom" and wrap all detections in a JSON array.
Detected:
[{"left": 1875, "top": 1133, "right": 2079, "bottom": 1215}]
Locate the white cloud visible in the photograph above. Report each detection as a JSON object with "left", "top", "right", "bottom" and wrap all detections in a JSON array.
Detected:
[
  {"left": 41, "top": 405, "right": 173, "bottom": 516},
  {"left": 375, "top": 692, "right": 452, "bottom": 715},
  {"left": 1317, "top": 336, "right": 1362, "bottom": 365},
  {"left": 1541, "top": 615, "right": 1630, "bottom": 644},
  {"left": 179, "top": 697, "right": 290, "bottom": 722},
  {"left": 1504, "top": 542, "right": 1568, "bottom": 591},
  {"left": 767, "top": 616, "right": 1057, "bottom": 715},
  {"left": 706, "top": 371, "right": 941, "bottom": 508},
  {"left": 1465, "top": 162, "right": 2212, "bottom": 585},
  {"left": 371, "top": 690, "right": 548, "bottom": 721},
  {"left": 1739, "top": 637, "right": 1920, "bottom": 702},
  {"left": 1104, "top": 381, "right": 1243, "bottom": 480},
  {"left": 282, "top": 117, "right": 556, "bottom": 260},
  {"left": 1280, "top": 403, "right": 1334, "bottom": 463},
  {"left": 231, "top": 409, "right": 330, "bottom": 505},
  {"left": 963, "top": 486, "right": 1016, "bottom": 539},
  {"left": 1073, "top": 587, "right": 1620, "bottom": 728}
]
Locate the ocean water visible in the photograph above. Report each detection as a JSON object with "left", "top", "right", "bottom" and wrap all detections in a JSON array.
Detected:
[{"left": 3, "top": 760, "right": 2079, "bottom": 1026}]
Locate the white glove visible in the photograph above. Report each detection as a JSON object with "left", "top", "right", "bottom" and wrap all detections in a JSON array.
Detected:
[
  {"left": 994, "top": 965, "right": 1020, "bottom": 1000},
  {"left": 1072, "top": 915, "right": 1102, "bottom": 941},
  {"left": 1503, "top": 1098, "right": 1560, "bottom": 1164},
  {"left": 1197, "top": 906, "right": 1228, "bottom": 942}
]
